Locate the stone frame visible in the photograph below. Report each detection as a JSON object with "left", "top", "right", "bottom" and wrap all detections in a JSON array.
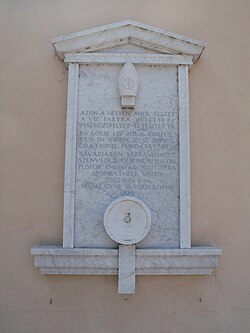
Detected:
[{"left": 31, "top": 20, "right": 221, "bottom": 284}]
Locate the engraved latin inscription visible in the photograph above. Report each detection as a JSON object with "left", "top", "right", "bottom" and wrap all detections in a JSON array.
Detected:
[{"left": 78, "top": 109, "right": 177, "bottom": 192}]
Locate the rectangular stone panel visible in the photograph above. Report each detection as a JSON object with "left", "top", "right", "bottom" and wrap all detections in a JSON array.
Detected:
[{"left": 74, "top": 64, "right": 179, "bottom": 248}]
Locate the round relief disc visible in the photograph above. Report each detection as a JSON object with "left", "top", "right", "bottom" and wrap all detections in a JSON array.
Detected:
[{"left": 104, "top": 196, "right": 151, "bottom": 245}]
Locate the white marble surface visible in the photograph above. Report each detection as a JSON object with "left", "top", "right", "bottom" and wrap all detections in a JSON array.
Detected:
[
  {"left": 178, "top": 65, "right": 191, "bottom": 248},
  {"left": 52, "top": 20, "right": 205, "bottom": 62},
  {"left": 74, "top": 64, "right": 180, "bottom": 249},
  {"left": 64, "top": 53, "right": 193, "bottom": 65},
  {"left": 31, "top": 22, "right": 222, "bottom": 286},
  {"left": 118, "top": 62, "right": 139, "bottom": 109},
  {"left": 31, "top": 246, "right": 222, "bottom": 275},
  {"left": 104, "top": 196, "right": 151, "bottom": 245},
  {"left": 63, "top": 63, "right": 79, "bottom": 248},
  {"left": 118, "top": 245, "right": 135, "bottom": 294}
]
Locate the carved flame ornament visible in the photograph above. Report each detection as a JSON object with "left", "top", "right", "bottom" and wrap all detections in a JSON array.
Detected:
[{"left": 118, "top": 62, "right": 139, "bottom": 109}]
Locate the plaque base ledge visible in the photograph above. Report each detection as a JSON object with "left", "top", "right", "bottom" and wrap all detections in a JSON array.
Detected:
[{"left": 31, "top": 245, "right": 221, "bottom": 276}]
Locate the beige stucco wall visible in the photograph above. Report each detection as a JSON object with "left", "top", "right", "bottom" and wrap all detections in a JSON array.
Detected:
[{"left": 1, "top": 1, "right": 250, "bottom": 332}]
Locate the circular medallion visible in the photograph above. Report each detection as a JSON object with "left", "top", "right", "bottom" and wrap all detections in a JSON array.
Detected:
[{"left": 104, "top": 196, "right": 151, "bottom": 245}]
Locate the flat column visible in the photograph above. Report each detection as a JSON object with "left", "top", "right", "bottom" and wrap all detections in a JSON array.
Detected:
[
  {"left": 118, "top": 245, "right": 135, "bottom": 294},
  {"left": 63, "top": 63, "right": 79, "bottom": 248},
  {"left": 178, "top": 65, "right": 191, "bottom": 249}
]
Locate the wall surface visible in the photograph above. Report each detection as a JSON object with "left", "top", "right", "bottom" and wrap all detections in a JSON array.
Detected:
[{"left": 1, "top": 1, "right": 250, "bottom": 332}]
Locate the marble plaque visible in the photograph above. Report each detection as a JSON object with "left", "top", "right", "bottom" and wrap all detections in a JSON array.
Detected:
[
  {"left": 74, "top": 64, "right": 179, "bottom": 248},
  {"left": 32, "top": 21, "right": 221, "bottom": 285}
]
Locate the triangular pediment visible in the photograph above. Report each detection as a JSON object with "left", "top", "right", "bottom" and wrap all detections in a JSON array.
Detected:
[{"left": 52, "top": 20, "right": 206, "bottom": 63}]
